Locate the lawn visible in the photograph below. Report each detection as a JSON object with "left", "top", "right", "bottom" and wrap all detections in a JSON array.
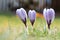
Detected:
[{"left": 0, "top": 11, "right": 60, "bottom": 40}]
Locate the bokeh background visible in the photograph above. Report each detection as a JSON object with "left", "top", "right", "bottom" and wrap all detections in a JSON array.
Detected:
[{"left": 0, "top": 0, "right": 60, "bottom": 40}]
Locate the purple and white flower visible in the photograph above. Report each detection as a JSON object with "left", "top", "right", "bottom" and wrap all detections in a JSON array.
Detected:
[
  {"left": 28, "top": 10, "right": 36, "bottom": 26},
  {"left": 16, "top": 8, "right": 27, "bottom": 27},
  {"left": 43, "top": 8, "right": 55, "bottom": 29}
]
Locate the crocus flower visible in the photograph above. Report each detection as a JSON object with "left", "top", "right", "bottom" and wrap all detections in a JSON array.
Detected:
[
  {"left": 28, "top": 10, "right": 36, "bottom": 26},
  {"left": 43, "top": 8, "right": 55, "bottom": 29},
  {"left": 16, "top": 8, "right": 27, "bottom": 27}
]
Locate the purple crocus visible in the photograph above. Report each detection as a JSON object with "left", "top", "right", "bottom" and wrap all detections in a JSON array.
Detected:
[
  {"left": 28, "top": 10, "right": 36, "bottom": 26},
  {"left": 16, "top": 8, "right": 27, "bottom": 27},
  {"left": 43, "top": 8, "right": 55, "bottom": 29}
]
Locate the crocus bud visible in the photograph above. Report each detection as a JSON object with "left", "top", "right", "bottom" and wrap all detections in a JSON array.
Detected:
[
  {"left": 28, "top": 10, "right": 36, "bottom": 26},
  {"left": 16, "top": 8, "right": 27, "bottom": 27},
  {"left": 43, "top": 8, "right": 55, "bottom": 29}
]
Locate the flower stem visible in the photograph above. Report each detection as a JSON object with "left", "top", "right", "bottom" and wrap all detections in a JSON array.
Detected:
[
  {"left": 48, "top": 23, "right": 50, "bottom": 29},
  {"left": 48, "top": 20, "right": 51, "bottom": 29}
]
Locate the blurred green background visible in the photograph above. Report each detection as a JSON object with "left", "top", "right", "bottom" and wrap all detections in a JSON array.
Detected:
[{"left": 0, "top": 0, "right": 60, "bottom": 40}]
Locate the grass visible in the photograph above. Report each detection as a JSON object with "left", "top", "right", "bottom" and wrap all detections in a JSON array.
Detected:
[{"left": 0, "top": 11, "right": 60, "bottom": 40}]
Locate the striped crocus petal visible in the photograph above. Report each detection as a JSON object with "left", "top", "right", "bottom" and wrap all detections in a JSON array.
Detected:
[
  {"left": 43, "top": 8, "right": 48, "bottom": 22},
  {"left": 28, "top": 10, "right": 36, "bottom": 26},
  {"left": 47, "top": 8, "right": 55, "bottom": 23},
  {"left": 16, "top": 8, "right": 27, "bottom": 22}
]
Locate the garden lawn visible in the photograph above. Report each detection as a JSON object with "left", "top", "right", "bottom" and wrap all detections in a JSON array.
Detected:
[{"left": 0, "top": 11, "right": 60, "bottom": 40}]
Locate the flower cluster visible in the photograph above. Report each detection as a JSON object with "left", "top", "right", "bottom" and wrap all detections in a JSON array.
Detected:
[
  {"left": 16, "top": 8, "right": 36, "bottom": 27},
  {"left": 16, "top": 8, "right": 55, "bottom": 30}
]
